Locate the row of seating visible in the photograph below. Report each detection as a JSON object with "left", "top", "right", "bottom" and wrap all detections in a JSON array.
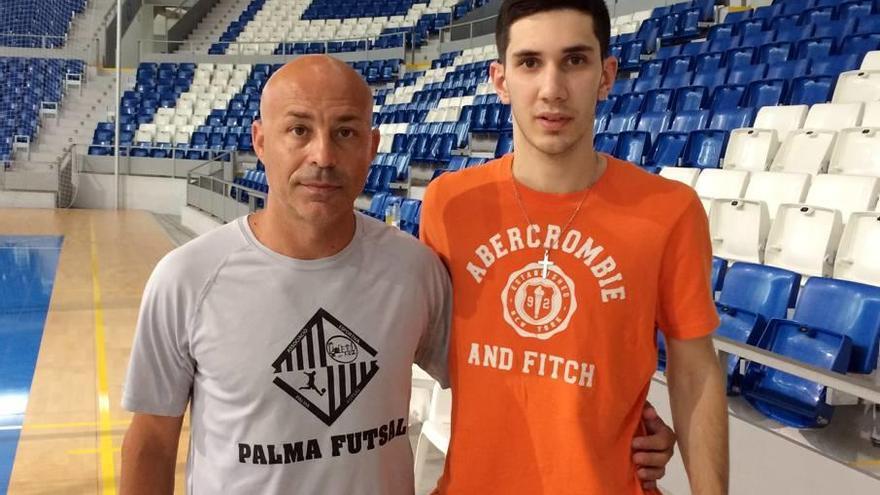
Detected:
[
  {"left": 0, "top": 0, "right": 85, "bottom": 48},
  {"left": 661, "top": 167, "right": 880, "bottom": 282},
  {"left": 1, "top": 57, "right": 82, "bottom": 163},
  {"left": 660, "top": 261, "right": 880, "bottom": 429}
]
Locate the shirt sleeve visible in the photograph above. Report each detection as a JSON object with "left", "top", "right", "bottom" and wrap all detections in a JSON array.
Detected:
[
  {"left": 415, "top": 178, "right": 453, "bottom": 387},
  {"left": 121, "top": 254, "right": 196, "bottom": 417},
  {"left": 656, "top": 191, "right": 720, "bottom": 340},
  {"left": 414, "top": 251, "right": 453, "bottom": 388}
]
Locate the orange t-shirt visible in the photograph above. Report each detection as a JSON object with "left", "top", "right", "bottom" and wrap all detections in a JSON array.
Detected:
[{"left": 420, "top": 154, "right": 720, "bottom": 495}]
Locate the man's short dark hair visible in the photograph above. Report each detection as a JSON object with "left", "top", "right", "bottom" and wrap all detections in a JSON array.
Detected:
[{"left": 495, "top": 0, "right": 612, "bottom": 62}]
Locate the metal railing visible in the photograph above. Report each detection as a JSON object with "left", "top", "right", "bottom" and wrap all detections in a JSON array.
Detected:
[
  {"left": 186, "top": 151, "right": 263, "bottom": 222},
  {"left": 139, "top": 30, "right": 411, "bottom": 59},
  {"left": 712, "top": 335, "right": 880, "bottom": 445},
  {"left": 78, "top": 143, "right": 232, "bottom": 178}
]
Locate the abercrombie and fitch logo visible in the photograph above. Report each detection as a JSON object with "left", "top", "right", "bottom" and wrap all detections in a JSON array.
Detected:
[{"left": 271, "top": 308, "right": 379, "bottom": 426}]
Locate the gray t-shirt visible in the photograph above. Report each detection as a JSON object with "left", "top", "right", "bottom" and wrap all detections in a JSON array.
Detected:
[{"left": 122, "top": 213, "right": 451, "bottom": 495}]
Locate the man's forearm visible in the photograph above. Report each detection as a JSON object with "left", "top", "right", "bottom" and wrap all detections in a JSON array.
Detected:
[
  {"left": 120, "top": 441, "right": 177, "bottom": 495},
  {"left": 668, "top": 356, "right": 729, "bottom": 494}
]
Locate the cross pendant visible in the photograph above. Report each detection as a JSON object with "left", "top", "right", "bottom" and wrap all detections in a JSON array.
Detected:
[{"left": 538, "top": 249, "right": 554, "bottom": 279}]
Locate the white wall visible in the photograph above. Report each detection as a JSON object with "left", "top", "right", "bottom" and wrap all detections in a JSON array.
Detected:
[
  {"left": 0, "top": 191, "right": 56, "bottom": 208},
  {"left": 648, "top": 378, "right": 880, "bottom": 495},
  {"left": 75, "top": 173, "right": 186, "bottom": 215}
]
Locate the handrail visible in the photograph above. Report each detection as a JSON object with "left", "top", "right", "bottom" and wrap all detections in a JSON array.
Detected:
[{"left": 713, "top": 335, "right": 880, "bottom": 405}]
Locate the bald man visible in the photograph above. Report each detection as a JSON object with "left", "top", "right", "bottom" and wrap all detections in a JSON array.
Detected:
[{"left": 119, "top": 56, "right": 452, "bottom": 494}]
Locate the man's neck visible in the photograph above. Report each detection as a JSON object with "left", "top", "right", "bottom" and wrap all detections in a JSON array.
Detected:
[
  {"left": 512, "top": 140, "right": 604, "bottom": 194},
  {"left": 249, "top": 205, "right": 356, "bottom": 260}
]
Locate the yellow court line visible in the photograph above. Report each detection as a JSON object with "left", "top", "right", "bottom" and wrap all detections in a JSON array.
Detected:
[
  {"left": 90, "top": 221, "right": 118, "bottom": 495},
  {"left": 69, "top": 447, "right": 122, "bottom": 456},
  {"left": 21, "top": 420, "right": 130, "bottom": 431},
  {"left": 850, "top": 459, "right": 880, "bottom": 467}
]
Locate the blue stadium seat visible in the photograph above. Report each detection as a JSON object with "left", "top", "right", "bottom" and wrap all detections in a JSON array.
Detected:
[
  {"left": 682, "top": 130, "right": 729, "bottom": 169},
  {"left": 605, "top": 112, "right": 640, "bottom": 133},
  {"left": 494, "top": 133, "right": 513, "bottom": 157},
  {"left": 712, "top": 257, "right": 727, "bottom": 292},
  {"left": 644, "top": 89, "right": 675, "bottom": 113},
  {"left": 742, "top": 321, "right": 852, "bottom": 428},
  {"left": 788, "top": 75, "right": 835, "bottom": 105},
  {"left": 727, "top": 64, "right": 767, "bottom": 85},
  {"left": 661, "top": 72, "right": 693, "bottom": 89},
  {"left": 744, "top": 79, "right": 788, "bottom": 107},
  {"left": 641, "top": 59, "right": 667, "bottom": 79},
  {"left": 614, "top": 131, "right": 652, "bottom": 165},
  {"left": 759, "top": 42, "right": 794, "bottom": 65},
  {"left": 612, "top": 78, "right": 636, "bottom": 95},
  {"left": 695, "top": 52, "right": 725, "bottom": 72},
  {"left": 615, "top": 93, "right": 645, "bottom": 113},
  {"left": 710, "top": 85, "right": 747, "bottom": 110},
  {"left": 635, "top": 111, "right": 673, "bottom": 141},
  {"left": 645, "top": 132, "right": 689, "bottom": 168},
  {"left": 693, "top": 68, "right": 729, "bottom": 90},
  {"left": 766, "top": 59, "right": 811, "bottom": 80},
  {"left": 672, "top": 86, "right": 710, "bottom": 112},
  {"left": 786, "top": 278, "right": 880, "bottom": 375},
  {"left": 594, "top": 133, "right": 619, "bottom": 155},
  {"left": 714, "top": 263, "right": 802, "bottom": 394}
]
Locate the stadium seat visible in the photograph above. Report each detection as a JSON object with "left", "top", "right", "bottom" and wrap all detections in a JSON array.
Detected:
[
  {"left": 659, "top": 167, "right": 700, "bottom": 187},
  {"left": 770, "top": 130, "right": 836, "bottom": 175},
  {"left": 695, "top": 169, "right": 750, "bottom": 213},
  {"left": 828, "top": 127, "right": 880, "bottom": 177},
  {"left": 742, "top": 318, "right": 852, "bottom": 428},
  {"left": 833, "top": 70, "right": 880, "bottom": 104},
  {"left": 835, "top": 212, "right": 880, "bottom": 286},
  {"left": 714, "top": 263, "right": 801, "bottom": 393},
  {"left": 723, "top": 129, "right": 778, "bottom": 172}
]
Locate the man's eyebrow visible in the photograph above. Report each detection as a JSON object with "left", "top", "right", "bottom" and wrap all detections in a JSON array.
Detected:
[{"left": 511, "top": 45, "right": 595, "bottom": 59}]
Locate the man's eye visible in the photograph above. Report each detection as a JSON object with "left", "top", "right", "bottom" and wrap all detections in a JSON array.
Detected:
[{"left": 292, "top": 126, "right": 307, "bottom": 136}]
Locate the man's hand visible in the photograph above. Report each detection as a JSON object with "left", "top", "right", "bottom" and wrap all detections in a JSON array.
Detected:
[{"left": 633, "top": 402, "right": 677, "bottom": 491}]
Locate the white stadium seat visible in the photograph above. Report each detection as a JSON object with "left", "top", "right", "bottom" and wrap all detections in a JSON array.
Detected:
[
  {"left": 770, "top": 129, "right": 836, "bottom": 175},
  {"left": 835, "top": 212, "right": 880, "bottom": 286},
  {"left": 828, "top": 127, "right": 880, "bottom": 177},
  {"left": 832, "top": 70, "right": 880, "bottom": 104},
  {"left": 659, "top": 167, "right": 700, "bottom": 187}
]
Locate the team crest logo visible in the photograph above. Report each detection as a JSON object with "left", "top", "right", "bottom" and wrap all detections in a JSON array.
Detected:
[
  {"left": 501, "top": 263, "right": 578, "bottom": 340},
  {"left": 271, "top": 308, "right": 379, "bottom": 426}
]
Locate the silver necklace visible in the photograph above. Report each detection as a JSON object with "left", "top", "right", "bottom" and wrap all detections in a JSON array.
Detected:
[{"left": 510, "top": 155, "right": 600, "bottom": 280}]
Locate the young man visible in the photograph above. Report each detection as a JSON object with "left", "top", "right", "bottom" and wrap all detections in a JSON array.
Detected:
[
  {"left": 420, "top": 1, "right": 729, "bottom": 494},
  {"left": 120, "top": 55, "right": 676, "bottom": 495}
]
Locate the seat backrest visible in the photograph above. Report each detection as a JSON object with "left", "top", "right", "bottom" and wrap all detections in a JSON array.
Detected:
[
  {"left": 683, "top": 130, "right": 728, "bottom": 169},
  {"left": 802, "top": 102, "right": 864, "bottom": 131},
  {"left": 805, "top": 173, "right": 880, "bottom": 221},
  {"left": 788, "top": 76, "right": 833, "bottom": 106},
  {"left": 718, "top": 262, "right": 801, "bottom": 318},
  {"left": 636, "top": 111, "right": 673, "bottom": 141},
  {"left": 862, "top": 101, "right": 880, "bottom": 127},
  {"left": 829, "top": 127, "right": 880, "bottom": 177},
  {"left": 752, "top": 105, "right": 808, "bottom": 141},
  {"left": 744, "top": 171, "right": 810, "bottom": 220},
  {"left": 764, "top": 204, "right": 843, "bottom": 277},
  {"left": 659, "top": 166, "right": 700, "bottom": 187},
  {"left": 695, "top": 168, "right": 749, "bottom": 199},
  {"left": 794, "top": 277, "right": 880, "bottom": 374},
  {"left": 709, "top": 197, "right": 772, "bottom": 263},
  {"left": 724, "top": 129, "right": 777, "bottom": 172},
  {"left": 710, "top": 108, "right": 755, "bottom": 131},
  {"left": 863, "top": 50, "right": 880, "bottom": 71},
  {"left": 833, "top": 70, "right": 880, "bottom": 104},
  {"left": 770, "top": 129, "right": 837, "bottom": 175},
  {"left": 835, "top": 211, "right": 880, "bottom": 287}
]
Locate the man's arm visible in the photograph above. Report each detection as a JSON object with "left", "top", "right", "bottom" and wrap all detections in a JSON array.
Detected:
[
  {"left": 120, "top": 413, "right": 185, "bottom": 495},
  {"left": 666, "top": 335, "right": 729, "bottom": 495}
]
